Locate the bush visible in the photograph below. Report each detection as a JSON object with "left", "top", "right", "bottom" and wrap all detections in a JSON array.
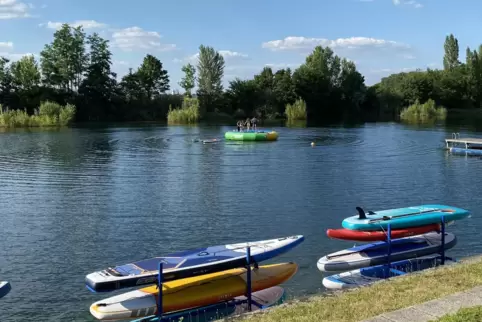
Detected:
[
  {"left": 285, "top": 98, "right": 307, "bottom": 121},
  {"left": 167, "top": 97, "right": 200, "bottom": 124},
  {"left": 400, "top": 99, "right": 447, "bottom": 122},
  {"left": 0, "top": 101, "right": 76, "bottom": 128}
]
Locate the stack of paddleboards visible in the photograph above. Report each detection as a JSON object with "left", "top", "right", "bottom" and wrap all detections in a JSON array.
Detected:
[
  {"left": 86, "top": 235, "right": 304, "bottom": 321},
  {"left": 318, "top": 204, "right": 470, "bottom": 290}
]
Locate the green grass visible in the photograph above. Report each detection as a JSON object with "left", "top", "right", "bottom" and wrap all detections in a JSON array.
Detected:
[
  {"left": 433, "top": 306, "right": 482, "bottom": 322},
  {"left": 0, "top": 101, "right": 76, "bottom": 128},
  {"left": 167, "top": 97, "right": 200, "bottom": 124},
  {"left": 400, "top": 99, "right": 447, "bottom": 123},
  {"left": 237, "top": 257, "right": 482, "bottom": 322},
  {"left": 285, "top": 98, "right": 307, "bottom": 121}
]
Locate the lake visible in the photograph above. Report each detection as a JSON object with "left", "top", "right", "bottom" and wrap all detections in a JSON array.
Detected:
[{"left": 1, "top": 121, "right": 482, "bottom": 321}]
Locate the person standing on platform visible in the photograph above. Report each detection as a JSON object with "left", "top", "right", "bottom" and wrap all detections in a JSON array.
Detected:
[{"left": 251, "top": 117, "right": 258, "bottom": 130}]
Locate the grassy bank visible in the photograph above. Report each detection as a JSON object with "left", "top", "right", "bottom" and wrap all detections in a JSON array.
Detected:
[
  {"left": 0, "top": 101, "right": 76, "bottom": 128},
  {"left": 436, "top": 306, "right": 482, "bottom": 321},
  {"left": 238, "top": 256, "right": 482, "bottom": 322}
]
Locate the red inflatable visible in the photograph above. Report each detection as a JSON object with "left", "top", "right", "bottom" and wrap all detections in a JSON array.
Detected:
[{"left": 326, "top": 223, "right": 442, "bottom": 242}]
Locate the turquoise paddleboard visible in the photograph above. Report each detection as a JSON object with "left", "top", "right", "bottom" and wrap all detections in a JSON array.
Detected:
[{"left": 342, "top": 204, "right": 470, "bottom": 231}]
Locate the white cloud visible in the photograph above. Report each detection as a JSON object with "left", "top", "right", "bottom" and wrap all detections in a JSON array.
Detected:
[
  {"left": 0, "top": 0, "right": 32, "bottom": 19},
  {"left": 0, "top": 41, "right": 13, "bottom": 50},
  {"left": 402, "top": 54, "right": 416, "bottom": 60},
  {"left": 174, "top": 50, "right": 249, "bottom": 65},
  {"left": 264, "top": 63, "right": 300, "bottom": 70},
  {"left": 262, "top": 36, "right": 410, "bottom": 52},
  {"left": 393, "top": 0, "right": 423, "bottom": 8},
  {"left": 113, "top": 60, "right": 130, "bottom": 66},
  {"left": 39, "top": 20, "right": 107, "bottom": 30},
  {"left": 110, "top": 26, "right": 176, "bottom": 52},
  {"left": 0, "top": 52, "right": 38, "bottom": 61}
]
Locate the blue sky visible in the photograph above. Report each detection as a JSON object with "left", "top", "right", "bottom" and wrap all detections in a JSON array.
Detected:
[{"left": 0, "top": 0, "right": 481, "bottom": 91}]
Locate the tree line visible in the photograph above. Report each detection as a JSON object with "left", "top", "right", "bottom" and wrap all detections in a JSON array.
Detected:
[{"left": 0, "top": 25, "right": 479, "bottom": 125}]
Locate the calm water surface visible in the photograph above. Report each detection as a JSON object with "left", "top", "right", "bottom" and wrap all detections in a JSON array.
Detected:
[{"left": 1, "top": 122, "right": 482, "bottom": 321}]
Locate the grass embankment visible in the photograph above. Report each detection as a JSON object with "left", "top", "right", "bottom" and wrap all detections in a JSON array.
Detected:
[
  {"left": 238, "top": 256, "right": 482, "bottom": 322},
  {"left": 435, "top": 306, "right": 482, "bottom": 322},
  {"left": 400, "top": 99, "right": 447, "bottom": 123},
  {"left": 285, "top": 98, "right": 307, "bottom": 121},
  {"left": 0, "top": 101, "right": 76, "bottom": 128}
]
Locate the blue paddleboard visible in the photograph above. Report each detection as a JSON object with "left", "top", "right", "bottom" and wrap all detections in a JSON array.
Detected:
[
  {"left": 323, "top": 254, "right": 457, "bottom": 290},
  {"left": 342, "top": 204, "right": 470, "bottom": 231},
  {"left": 317, "top": 231, "right": 457, "bottom": 272},
  {"left": 85, "top": 235, "right": 304, "bottom": 292},
  {"left": 0, "top": 281, "right": 11, "bottom": 299}
]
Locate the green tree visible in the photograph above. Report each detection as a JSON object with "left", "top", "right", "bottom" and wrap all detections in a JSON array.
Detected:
[
  {"left": 253, "top": 67, "right": 275, "bottom": 116},
  {"left": 179, "top": 63, "right": 196, "bottom": 97},
  {"left": 339, "top": 59, "right": 366, "bottom": 115},
  {"left": 79, "top": 33, "right": 117, "bottom": 121},
  {"left": 137, "top": 54, "right": 170, "bottom": 100},
  {"left": 225, "top": 78, "right": 261, "bottom": 117},
  {"left": 272, "top": 68, "right": 297, "bottom": 115},
  {"left": 10, "top": 55, "right": 40, "bottom": 91},
  {"left": 120, "top": 68, "right": 142, "bottom": 102},
  {"left": 0, "top": 57, "right": 16, "bottom": 109},
  {"left": 9, "top": 55, "right": 41, "bottom": 113},
  {"left": 196, "top": 45, "right": 225, "bottom": 115},
  {"left": 39, "top": 23, "right": 88, "bottom": 91},
  {"left": 443, "top": 34, "right": 460, "bottom": 71},
  {"left": 293, "top": 46, "right": 345, "bottom": 121}
]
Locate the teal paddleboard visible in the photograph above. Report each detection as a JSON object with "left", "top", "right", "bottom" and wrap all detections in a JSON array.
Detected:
[{"left": 341, "top": 204, "right": 470, "bottom": 231}]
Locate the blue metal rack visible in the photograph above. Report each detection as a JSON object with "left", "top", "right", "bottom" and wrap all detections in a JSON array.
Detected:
[
  {"left": 383, "top": 216, "right": 452, "bottom": 278},
  {"left": 138, "top": 246, "right": 258, "bottom": 322}
]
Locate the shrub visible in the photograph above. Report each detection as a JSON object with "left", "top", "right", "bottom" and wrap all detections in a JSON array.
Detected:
[
  {"left": 400, "top": 99, "right": 447, "bottom": 122},
  {"left": 285, "top": 98, "right": 307, "bottom": 121},
  {"left": 167, "top": 97, "right": 200, "bottom": 124}
]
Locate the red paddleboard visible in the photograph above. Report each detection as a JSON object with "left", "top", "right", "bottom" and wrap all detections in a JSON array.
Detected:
[{"left": 326, "top": 223, "right": 443, "bottom": 242}]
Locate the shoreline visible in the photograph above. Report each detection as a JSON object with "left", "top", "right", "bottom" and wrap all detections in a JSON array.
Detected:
[{"left": 230, "top": 254, "right": 482, "bottom": 322}]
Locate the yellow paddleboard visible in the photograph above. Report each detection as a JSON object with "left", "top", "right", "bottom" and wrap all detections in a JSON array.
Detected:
[{"left": 90, "top": 262, "right": 298, "bottom": 321}]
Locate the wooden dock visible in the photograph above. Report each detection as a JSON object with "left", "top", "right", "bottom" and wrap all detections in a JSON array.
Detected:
[{"left": 445, "top": 133, "right": 482, "bottom": 149}]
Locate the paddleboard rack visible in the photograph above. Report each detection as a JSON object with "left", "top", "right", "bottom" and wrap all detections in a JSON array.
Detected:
[
  {"left": 133, "top": 246, "right": 260, "bottom": 322},
  {"left": 383, "top": 216, "right": 453, "bottom": 278}
]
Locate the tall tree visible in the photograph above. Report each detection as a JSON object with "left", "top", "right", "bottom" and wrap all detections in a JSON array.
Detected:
[
  {"left": 79, "top": 33, "right": 117, "bottom": 121},
  {"left": 339, "top": 59, "right": 366, "bottom": 114},
  {"left": 136, "top": 54, "right": 170, "bottom": 100},
  {"left": 293, "top": 46, "right": 341, "bottom": 120},
  {"left": 272, "top": 68, "right": 297, "bottom": 115},
  {"left": 10, "top": 55, "right": 40, "bottom": 91},
  {"left": 443, "top": 34, "right": 460, "bottom": 71},
  {"left": 39, "top": 23, "right": 88, "bottom": 92},
  {"left": 0, "top": 57, "right": 15, "bottom": 109},
  {"left": 196, "top": 45, "right": 225, "bottom": 114},
  {"left": 179, "top": 63, "right": 196, "bottom": 97},
  {"left": 465, "top": 46, "right": 482, "bottom": 108},
  {"left": 226, "top": 78, "right": 260, "bottom": 117},
  {"left": 120, "top": 68, "right": 142, "bottom": 102}
]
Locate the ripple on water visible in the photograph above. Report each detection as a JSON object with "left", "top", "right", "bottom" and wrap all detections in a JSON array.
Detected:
[{"left": 1, "top": 124, "right": 482, "bottom": 321}]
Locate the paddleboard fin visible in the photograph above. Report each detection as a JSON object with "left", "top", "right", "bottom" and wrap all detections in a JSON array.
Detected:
[{"left": 356, "top": 207, "right": 366, "bottom": 219}]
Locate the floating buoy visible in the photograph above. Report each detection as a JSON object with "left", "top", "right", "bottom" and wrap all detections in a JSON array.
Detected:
[{"left": 311, "top": 142, "right": 315, "bottom": 147}]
